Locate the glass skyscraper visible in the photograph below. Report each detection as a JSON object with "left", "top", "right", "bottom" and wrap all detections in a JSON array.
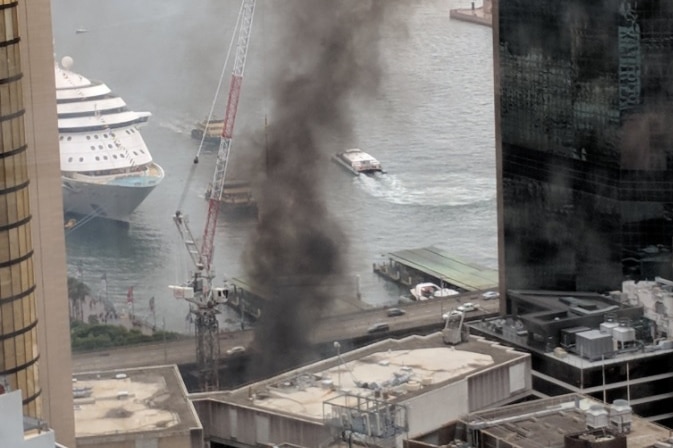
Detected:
[
  {"left": 496, "top": 0, "right": 673, "bottom": 294},
  {"left": 0, "top": 0, "right": 41, "bottom": 418},
  {"left": 0, "top": 1, "right": 75, "bottom": 445}
]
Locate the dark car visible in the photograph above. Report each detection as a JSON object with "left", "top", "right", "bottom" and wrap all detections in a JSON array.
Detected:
[
  {"left": 386, "top": 307, "right": 406, "bottom": 317},
  {"left": 367, "top": 322, "right": 390, "bottom": 334}
]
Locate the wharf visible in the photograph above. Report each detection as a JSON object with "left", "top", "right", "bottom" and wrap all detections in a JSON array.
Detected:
[
  {"left": 227, "top": 275, "right": 370, "bottom": 320},
  {"left": 449, "top": 0, "right": 492, "bottom": 28},
  {"left": 373, "top": 246, "right": 498, "bottom": 292}
]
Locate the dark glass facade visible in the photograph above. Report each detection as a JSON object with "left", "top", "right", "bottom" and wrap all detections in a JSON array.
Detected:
[{"left": 498, "top": 0, "right": 673, "bottom": 292}]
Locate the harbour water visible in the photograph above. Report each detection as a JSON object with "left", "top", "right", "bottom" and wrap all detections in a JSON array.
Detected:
[{"left": 51, "top": 0, "right": 497, "bottom": 332}]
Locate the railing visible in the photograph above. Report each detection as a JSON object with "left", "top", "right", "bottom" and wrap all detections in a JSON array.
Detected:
[{"left": 64, "top": 162, "right": 164, "bottom": 183}]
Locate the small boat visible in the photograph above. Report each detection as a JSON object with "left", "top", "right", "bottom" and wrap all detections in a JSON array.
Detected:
[
  {"left": 191, "top": 119, "right": 224, "bottom": 144},
  {"left": 410, "top": 282, "right": 459, "bottom": 301},
  {"left": 332, "top": 148, "right": 383, "bottom": 175},
  {"left": 205, "top": 180, "right": 257, "bottom": 214}
]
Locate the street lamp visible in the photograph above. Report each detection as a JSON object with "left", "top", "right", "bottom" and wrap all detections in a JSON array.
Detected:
[{"left": 334, "top": 341, "right": 341, "bottom": 389}]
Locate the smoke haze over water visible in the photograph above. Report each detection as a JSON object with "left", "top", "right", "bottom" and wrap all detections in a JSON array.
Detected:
[{"left": 245, "top": 0, "right": 409, "bottom": 376}]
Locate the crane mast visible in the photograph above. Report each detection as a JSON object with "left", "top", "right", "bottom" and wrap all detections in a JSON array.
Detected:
[
  {"left": 171, "top": 0, "right": 256, "bottom": 392},
  {"left": 201, "top": 0, "right": 256, "bottom": 274}
]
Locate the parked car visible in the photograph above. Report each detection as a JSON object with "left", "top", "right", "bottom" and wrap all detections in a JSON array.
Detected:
[
  {"left": 386, "top": 307, "right": 406, "bottom": 317},
  {"left": 367, "top": 322, "right": 390, "bottom": 334},
  {"left": 482, "top": 290, "right": 499, "bottom": 300},
  {"left": 457, "top": 302, "right": 479, "bottom": 312},
  {"left": 226, "top": 345, "right": 246, "bottom": 356}
]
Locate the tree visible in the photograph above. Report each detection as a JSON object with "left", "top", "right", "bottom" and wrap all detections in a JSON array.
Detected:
[{"left": 67, "top": 276, "right": 90, "bottom": 323}]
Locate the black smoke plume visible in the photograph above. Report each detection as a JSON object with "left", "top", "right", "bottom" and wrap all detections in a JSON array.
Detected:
[{"left": 244, "top": 0, "right": 406, "bottom": 377}]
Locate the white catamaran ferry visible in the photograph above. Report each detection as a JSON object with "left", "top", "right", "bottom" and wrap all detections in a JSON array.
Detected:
[{"left": 332, "top": 148, "right": 384, "bottom": 175}]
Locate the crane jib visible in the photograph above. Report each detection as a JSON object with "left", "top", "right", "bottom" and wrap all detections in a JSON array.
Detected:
[{"left": 222, "top": 74, "right": 243, "bottom": 140}]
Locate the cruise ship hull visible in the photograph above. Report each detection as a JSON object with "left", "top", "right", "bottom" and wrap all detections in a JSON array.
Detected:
[
  {"left": 55, "top": 58, "right": 164, "bottom": 224},
  {"left": 62, "top": 166, "right": 164, "bottom": 222}
]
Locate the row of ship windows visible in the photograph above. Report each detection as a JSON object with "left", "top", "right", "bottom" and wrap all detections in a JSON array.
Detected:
[
  {"left": 59, "top": 128, "right": 138, "bottom": 142},
  {"left": 66, "top": 149, "right": 145, "bottom": 163},
  {"left": 81, "top": 142, "right": 147, "bottom": 153}
]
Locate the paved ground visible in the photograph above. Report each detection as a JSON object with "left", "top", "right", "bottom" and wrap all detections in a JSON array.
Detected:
[
  {"left": 78, "top": 294, "right": 154, "bottom": 335},
  {"left": 72, "top": 290, "right": 500, "bottom": 373}
]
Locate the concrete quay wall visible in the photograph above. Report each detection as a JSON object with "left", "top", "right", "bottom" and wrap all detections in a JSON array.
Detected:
[
  {"left": 450, "top": 8, "right": 492, "bottom": 27},
  {"left": 450, "top": 0, "right": 492, "bottom": 27}
]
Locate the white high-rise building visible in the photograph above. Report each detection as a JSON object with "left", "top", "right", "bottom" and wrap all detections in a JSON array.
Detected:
[{"left": 0, "top": 388, "right": 57, "bottom": 448}]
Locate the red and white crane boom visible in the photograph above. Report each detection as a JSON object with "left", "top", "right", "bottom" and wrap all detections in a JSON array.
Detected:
[
  {"left": 169, "top": 0, "right": 256, "bottom": 391},
  {"left": 200, "top": 0, "right": 256, "bottom": 274}
]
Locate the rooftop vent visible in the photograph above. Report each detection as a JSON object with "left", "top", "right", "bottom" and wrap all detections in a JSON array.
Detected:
[
  {"left": 405, "top": 381, "right": 421, "bottom": 392},
  {"left": 554, "top": 347, "right": 569, "bottom": 358},
  {"left": 600, "top": 322, "right": 619, "bottom": 334},
  {"left": 585, "top": 405, "right": 609, "bottom": 429},
  {"left": 609, "top": 400, "right": 632, "bottom": 434}
]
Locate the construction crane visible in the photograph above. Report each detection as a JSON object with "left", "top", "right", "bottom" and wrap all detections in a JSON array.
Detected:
[
  {"left": 170, "top": 0, "right": 256, "bottom": 392},
  {"left": 202, "top": 0, "right": 256, "bottom": 272}
]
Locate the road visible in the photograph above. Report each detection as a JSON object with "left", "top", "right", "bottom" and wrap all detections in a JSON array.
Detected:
[{"left": 72, "top": 290, "right": 499, "bottom": 373}]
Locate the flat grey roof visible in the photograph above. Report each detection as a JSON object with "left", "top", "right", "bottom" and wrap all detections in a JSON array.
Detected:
[
  {"left": 463, "top": 394, "right": 671, "bottom": 448},
  {"left": 197, "top": 333, "right": 528, "bottom": 421},
  {"left": 73, "top": 365, "right": 201, "bottom": 438},
  {"left": 470, "top": 318, "right": 673, "bottom": 369}
]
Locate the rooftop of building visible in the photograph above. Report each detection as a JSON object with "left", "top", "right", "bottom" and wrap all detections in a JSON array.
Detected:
[
  {"left": 461, "top": 394, "right": 671, "bottom": 448},
  {"left": 198, "top": 333, "right": 529, "bottom": 422},
  {"left": 509, "top": 289, "right": 639, "bottom": 319},
  {"left": 469, "top": 316, "right": 673, "bottom": 366},
  {"left": 470, "top": 283, "right": 673, "bottom": 368},
  {"left": 72, "top": 365, "right": 201, "bottom": 439}
]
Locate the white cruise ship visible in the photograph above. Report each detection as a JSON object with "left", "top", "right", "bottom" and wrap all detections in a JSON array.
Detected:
[{"left": 55, "top": 56, "right": 164, "bottom": 222}]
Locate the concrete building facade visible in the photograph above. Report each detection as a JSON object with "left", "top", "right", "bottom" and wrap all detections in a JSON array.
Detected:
[
  {"left": 0, "top": 387, "right": 57, "bottom": 448},
  {"left": 193, "top": 333, "right": 532, "bottom": 448},
  {"left": 0, "top": 0, "right": 75, "bottom": 445},
  {"left": 494, "top": 0, "right": 673, "bottom": 295}
]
